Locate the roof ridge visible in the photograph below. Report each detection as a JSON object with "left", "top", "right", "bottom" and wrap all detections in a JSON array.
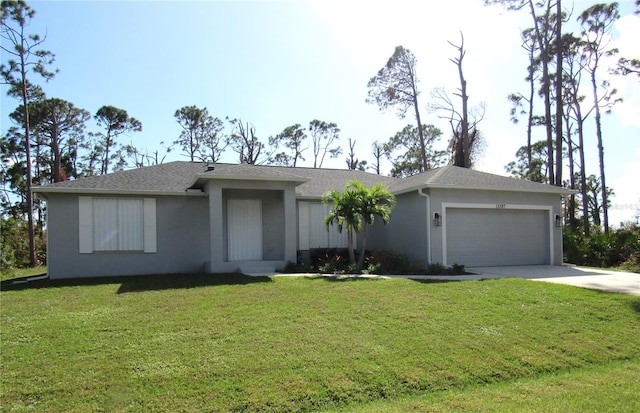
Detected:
[{"left": 425, "top": 165, "right": 451, "bottom": 184}]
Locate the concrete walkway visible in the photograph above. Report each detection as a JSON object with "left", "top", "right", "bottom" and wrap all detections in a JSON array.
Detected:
[
  {"left": 270, "top": 265, "right": 639, "bottom": 296},
  {"left": 467, "top": 265, "right": 640, "bottom": 296}
]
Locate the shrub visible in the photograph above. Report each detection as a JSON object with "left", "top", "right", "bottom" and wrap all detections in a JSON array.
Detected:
[
  {"left": 365, "top": 249, "right": 415, "bottom": 274},
  {"left": 0, "top": 217, "right": 47, "bottom": 270},
  {"left": 313, "top": 248, "right": 350, "bottom": 274},
  {"left": 621, "top": 250, "right": 640, "bottom": 273},
  {"left": 564, "top": 225, "right": 640, "bottom": 270},
  {"left": 451, "top": 263, "right": 466, "bottom": 274},
  {"left": 306, "top": 248, "right": 468, "bottom": 275},
  {"left": 426, "top": 262, "right": 446, "bottom": 275},
  {"left": 280, "top": 261, "right": 313, "bottom": 273}
]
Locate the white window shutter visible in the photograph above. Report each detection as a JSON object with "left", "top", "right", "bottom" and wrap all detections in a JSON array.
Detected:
[
  {"left": 118, "top": 199, "right": 144, "bottom": 250},
  {"left": 143, "top": 198, "right": 157, "bottom": 253},
  {"left": 298, "top": 202, "right": 309, "bottom": 250},
  {"left": 78, "top": 197, "right": 93, "bottom": 253},
  {"left": 309, "top": 203, "right": 329, "bottom": 248},
  {"left": 93, "top": 198, "right": 118, "bottom": 251}
]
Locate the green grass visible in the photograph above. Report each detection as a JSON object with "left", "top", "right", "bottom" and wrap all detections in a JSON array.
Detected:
[
  {"left": 331, "top": 360, "right": 640, "bottom": 412},
  {"left": 0, "top": 265, "right": 47, "bottom": 282},
  {"left": 2, "top": 274, "right": 639, "bottom": 412}
]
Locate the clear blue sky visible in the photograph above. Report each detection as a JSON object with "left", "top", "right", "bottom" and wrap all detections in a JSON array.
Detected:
[{"left": 2, "top": 0, "right": 639, "bottom": 223}]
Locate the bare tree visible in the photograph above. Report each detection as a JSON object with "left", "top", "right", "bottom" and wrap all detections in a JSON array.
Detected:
[
  {"left": 345, "top": 138, "right": 367, "bottom": 171},
  {"left": 371, "top": 141, "right": 384, "bottom": 175},
  {"left": 429, "top": 87, "right": 485, "bottom": 168},
  {"left": 229, "top": 118, "right": 264, "bottom": 165},
  {"left": 124, "top": 141, "right": 170, "bottom": 168},
  {"left": 447, "top": 32, "right": 475, "bottom": 167}
]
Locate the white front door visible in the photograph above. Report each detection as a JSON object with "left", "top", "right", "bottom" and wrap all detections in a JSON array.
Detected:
[{"left": 227, "top": 199, "right": 262, "bottom": 261}]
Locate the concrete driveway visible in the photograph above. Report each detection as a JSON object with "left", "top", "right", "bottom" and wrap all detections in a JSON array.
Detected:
[{"left": 467, "top": 265, "right": 640, "bottom": 296}]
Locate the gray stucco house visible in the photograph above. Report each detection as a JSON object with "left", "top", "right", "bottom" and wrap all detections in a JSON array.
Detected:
[{"left": 33, "top": 162, "right": 571, "bottom": 279}]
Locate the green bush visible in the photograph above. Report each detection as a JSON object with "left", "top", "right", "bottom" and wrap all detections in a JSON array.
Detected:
[
  {"left": 281, "top": 261, "right": 313, "bottom": 273},
  {"left": 0, "top": 217, "right": 47, "bottom": 270},
  {"left": 621, "top": 250, "right": 640, "bottom": 273},
  {"left": 306, "top": 248, "right": 466, "bottom": 275},
  {"left": 365, "top": 249, "right": 416, "bottom": 274},
  {"left": 426, "top": 262, "right": 446, "bottom": 275},
  {"left": 451, "top": 263, "right": 466, "bottom": 274},
  {"left": 564, "top": 225, "right": 640, "bottom": 271}
]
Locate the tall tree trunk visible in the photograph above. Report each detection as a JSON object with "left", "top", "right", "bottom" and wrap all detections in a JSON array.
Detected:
[
  {"left": 347, "top": 229, "right": 356, "bottom": 266},
  {"left": 357, "top": 224, "right": 367, "bottom": 270},
  {"left": 529, "top": 0, "right": 555, "bottom": 184},
  {"left": 591, "top": 70, "right": 609, "bottom": 233},
  {"left": 21, "top": 70, "right": 37, "bottom": 267},
  {"left": 564, "top": 116, "right": 576, "bottom": 230},
  {"left": 102, "top": 134, "right": 111, "bottom": 174},
  {"left": 458, "top": 51, "right": 470, "bottom": 168},
  {"left": 575, "top": 105, "right": 590, "bottom": 236},
  {"left": 413, "top": 98, "right": 427, "bottom": 172},
  {"left": 52, "top": 123, "right": 62, "bottom": 182},
  {"left": 554, "top": 0, "right": 563, "bottom": 187},
  {"left": 20, "top": 54, "right": 37, "bottom": 267},
  {"left": 526, "top": 55, "right": 535, "bottom": 172}
]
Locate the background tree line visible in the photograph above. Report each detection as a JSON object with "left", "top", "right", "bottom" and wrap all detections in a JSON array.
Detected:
[
  {"left": 490, "top": 0, "right": 639, "bottom": 237},
  {"left": 490, "top": 0, "right": 639, "bottom": 270}
]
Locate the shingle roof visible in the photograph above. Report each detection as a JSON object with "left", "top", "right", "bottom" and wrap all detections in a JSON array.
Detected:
[
  {"left": 389, "top": 165, "right": 573, "bottom": 194},
  {"left": 191, "top": 163, "right": 309, "bottom": 183},
  {"left": 33, "top": 162, "right": 572, "bottom": 198},
  {"left": 32, "top": 162, "right": 399, "bottom": 198},
  {"left": 288, "top": 167, "right": 397, "bottom": 198},
  {"left": 32, "top": 162, "right": 206, "bottom": 194}
]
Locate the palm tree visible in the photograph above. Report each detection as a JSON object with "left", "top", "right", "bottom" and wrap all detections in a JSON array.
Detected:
[
  {"left": 355, "top": 181, "right": 396, "bottom": 269},
  {"left": 322, "top": 180, "right": 396, "bottom": 269},
  {"left": 322, "top": 185, "right": 362, "bottom": 265}
]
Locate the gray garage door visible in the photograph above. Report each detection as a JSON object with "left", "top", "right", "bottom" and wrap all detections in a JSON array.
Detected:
[{"left": 446, "top": 208, "right": 549, "bottom": 266}]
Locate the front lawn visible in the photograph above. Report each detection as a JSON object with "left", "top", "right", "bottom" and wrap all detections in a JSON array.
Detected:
[
  {"left": 1, "top": 274, "right": 639, "bottom": 412},
  {"left": 0, "top": 265, "right": 47, "bottom": 282}
]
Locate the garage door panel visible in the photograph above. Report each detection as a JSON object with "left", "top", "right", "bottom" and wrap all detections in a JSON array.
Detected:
[{"left": 446, "top": 208, "right": 548, "bottom": 266}]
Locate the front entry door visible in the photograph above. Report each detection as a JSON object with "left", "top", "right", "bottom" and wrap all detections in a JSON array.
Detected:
[{"left": 227, "top": 199, "right": 262, "bottom": 261}]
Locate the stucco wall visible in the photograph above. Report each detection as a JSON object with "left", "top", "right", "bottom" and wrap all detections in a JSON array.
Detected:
[
  {"left": 367, "top": 191, "right": 429, "bottom": 264},
  {"left": 45, "top": 193, "right": 210, "bottom": 279}
]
